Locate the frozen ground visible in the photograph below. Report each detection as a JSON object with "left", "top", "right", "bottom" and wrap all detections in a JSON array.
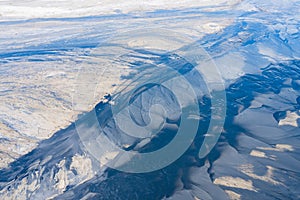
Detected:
[
  {"left": 0, "top": 0, "right": 300, "bottom": 199},
  {"left": 0, "top": 0, "right": 235, "bottom": 169}
]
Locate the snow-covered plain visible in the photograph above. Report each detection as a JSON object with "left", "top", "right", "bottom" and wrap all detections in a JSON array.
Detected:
[{"left": 0, "top": 0, "right": 242, "bottom": 19}]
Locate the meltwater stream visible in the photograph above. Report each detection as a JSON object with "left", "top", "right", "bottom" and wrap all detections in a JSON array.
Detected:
[{"left": 0, "top": 0, "right": 300, "bottom": 199}]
